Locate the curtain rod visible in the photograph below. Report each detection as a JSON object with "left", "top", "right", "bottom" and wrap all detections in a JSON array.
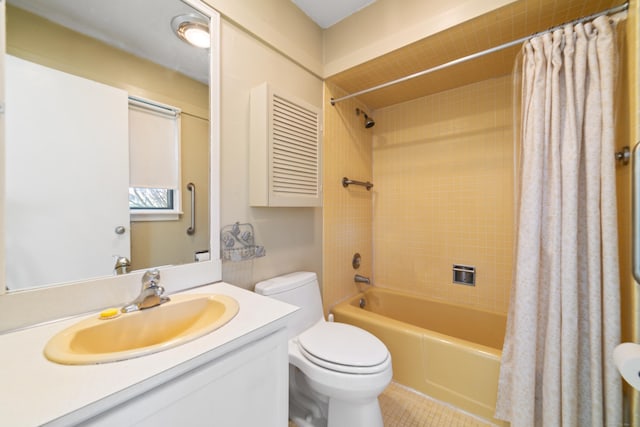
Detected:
[{"left": 330, "top": 2, "right": 629, "bottom": 106}]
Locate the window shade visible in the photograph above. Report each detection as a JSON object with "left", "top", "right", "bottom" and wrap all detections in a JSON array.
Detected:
[{"left": 128, "top": 98, "right": 180, "bottom": 189}]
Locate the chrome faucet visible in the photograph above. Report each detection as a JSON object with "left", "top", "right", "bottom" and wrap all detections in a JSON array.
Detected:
[
  {"left": 121, "top": 269, "right": 170, "bottom": 313},
  {"left": 354, "top": 274, "right": 371, "bottom": 285}
]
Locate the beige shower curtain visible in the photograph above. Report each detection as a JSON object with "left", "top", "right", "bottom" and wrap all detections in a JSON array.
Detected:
[{"left": 496, "top": 15, "right": 623, "bottom": 427}]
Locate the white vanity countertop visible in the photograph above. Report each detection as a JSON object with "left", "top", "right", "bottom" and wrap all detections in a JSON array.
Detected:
[{"left": 0, "top": 282, "right": 297, "bottom": 427}]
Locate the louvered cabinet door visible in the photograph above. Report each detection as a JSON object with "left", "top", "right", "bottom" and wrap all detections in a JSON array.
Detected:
[{"left": 250, "top": 83, "right": 322, "bottom": 207}]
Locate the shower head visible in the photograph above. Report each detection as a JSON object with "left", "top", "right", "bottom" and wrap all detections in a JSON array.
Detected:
[
  {"left": 364, "top": 115, "right": 375, "bottom": 128},
  {"left": 356, "top": 108, "right": 375, "bottom": 128}
]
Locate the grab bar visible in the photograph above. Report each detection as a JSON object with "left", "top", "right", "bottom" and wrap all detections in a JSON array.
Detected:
[
  {"left": 187, "top": 182, "right": 196, "bottom": 235},
  {"left": 342, "top": 177, "right": 374, "bottom": 191}
]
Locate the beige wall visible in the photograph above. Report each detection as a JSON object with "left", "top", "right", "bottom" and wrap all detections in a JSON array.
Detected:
[
  {"left": 202, "top": 0, "right": 516, "bottom": 79},
  {"left": 618, "top": 18, "right": 633, "bottom": 349},
  {"left": 322, "top": 0, "right": 516, "bottom": 77},
  {"left": 7, "top": 6, "right": 208, "bottom": 118},
  {"left": 322, "top": 84, "right": 374, "bottom": 313},
  {"left": 619, "top": 0, "right": 639, "bottom": 421},
  {"left": 219, "top": 18, "right": 323, "bottom": 289},
  {"left": 371, "top": 76, "right": 514, "bottom": 314},
  {"left": 323, "top": 76, "right": 515, "bottom": 316},
  {"left": 203, "top": 0, "right": 323, "bottom": 77}
]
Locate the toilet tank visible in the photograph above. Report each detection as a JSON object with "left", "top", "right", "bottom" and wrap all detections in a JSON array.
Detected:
[{"left": 254, "top": 271, "right": 324, "bottom": 338}]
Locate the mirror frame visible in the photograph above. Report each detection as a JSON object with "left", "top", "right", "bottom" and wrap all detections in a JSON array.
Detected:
[{"left": 0, "top": 0, "right": 221, "bottom": 333}]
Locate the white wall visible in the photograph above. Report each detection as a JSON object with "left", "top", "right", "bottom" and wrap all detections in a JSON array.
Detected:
[{"left": 219, "top": 18, "right": 323, "bottom": 289}]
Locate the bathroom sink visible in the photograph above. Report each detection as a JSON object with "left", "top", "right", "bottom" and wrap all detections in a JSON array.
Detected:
[{"left": 44, "top": 293, "right": 239, "bottom": 365}]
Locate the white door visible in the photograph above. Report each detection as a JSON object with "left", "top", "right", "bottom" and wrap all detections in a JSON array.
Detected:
[{"left": 5, "top": 55, "right": 130, "bottom": 290}]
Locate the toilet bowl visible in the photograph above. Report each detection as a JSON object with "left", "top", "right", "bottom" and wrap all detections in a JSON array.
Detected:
[{"left": 255, "top": 272, "right": 392, "bottom": 427}]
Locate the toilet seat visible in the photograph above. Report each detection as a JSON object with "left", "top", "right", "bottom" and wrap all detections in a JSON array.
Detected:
[{"left": 297, "top": 322, "right": 389, "bottom": 374}]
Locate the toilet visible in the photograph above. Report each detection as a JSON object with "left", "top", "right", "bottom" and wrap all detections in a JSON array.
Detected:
[{"left": 254, "top": 271, "right": 392, "bottom": 427}]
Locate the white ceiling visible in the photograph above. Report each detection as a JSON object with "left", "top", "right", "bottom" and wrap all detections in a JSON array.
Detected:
[
  {"left": 291, "top": 0, "right": 376, "bottom": 28},
  {"left": 7, "top": 0, "right": 210, "bottom": 84}
]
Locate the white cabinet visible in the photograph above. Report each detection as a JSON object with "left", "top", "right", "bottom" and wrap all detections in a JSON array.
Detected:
[
  {"left": 249, "top": 82, "right": 322, "bottom": 207},
  {"left": 80, "top": 329, "right": 288, "bottom": 427},
  {"left": 0, "top": 283, "right": 296, "bottom": 427}
]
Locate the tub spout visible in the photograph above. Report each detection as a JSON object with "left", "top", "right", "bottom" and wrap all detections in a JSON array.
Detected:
[{"left": 354, "top": 274, "right": 370, "bottom": 285}]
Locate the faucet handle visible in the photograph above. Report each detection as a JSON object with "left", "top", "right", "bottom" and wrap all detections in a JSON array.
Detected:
[
  {"left": 142, "top": 269, "right": 161, "bottom": 288},
  {"left": 113, "top": 255, "right": 131, "bottom": 275}
]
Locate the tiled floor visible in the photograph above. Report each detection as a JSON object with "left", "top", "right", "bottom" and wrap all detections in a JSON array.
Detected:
[
  {"left": 379, "top": 382, "right": 494, "bottom": 427},
  {"left": 289, "top": 382, "right": 494, "bottom": 426}
]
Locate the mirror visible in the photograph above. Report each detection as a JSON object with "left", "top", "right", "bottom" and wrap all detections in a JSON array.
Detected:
[{"left": 4, "top": 0, "right": 212, "bottom": 292}]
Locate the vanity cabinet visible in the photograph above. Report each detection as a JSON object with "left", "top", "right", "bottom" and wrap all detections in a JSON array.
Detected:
[
  {"left": 0, "top": 283, "right": 296, "bottom": 427},
  {"left": 73, "top": 329, "right": 288, "bottom": 427}
]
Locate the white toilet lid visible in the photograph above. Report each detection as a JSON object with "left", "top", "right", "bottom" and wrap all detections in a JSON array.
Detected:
[{"left": 297, "top": 322, "right": 389, "bottom": 374}]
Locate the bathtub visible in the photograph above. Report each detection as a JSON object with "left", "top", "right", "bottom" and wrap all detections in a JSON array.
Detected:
[{"left": 331, "top": 287, "right": 508, "bottom": 425}]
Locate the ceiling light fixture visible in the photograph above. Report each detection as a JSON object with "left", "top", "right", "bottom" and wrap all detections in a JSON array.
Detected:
[{"left": 171, "top": 14, "right": 210, "bottom": 49}]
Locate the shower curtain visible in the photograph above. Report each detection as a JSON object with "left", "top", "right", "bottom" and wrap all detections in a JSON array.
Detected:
[{"left": 496, "top": 15, "right": 623, "bottom": 427}]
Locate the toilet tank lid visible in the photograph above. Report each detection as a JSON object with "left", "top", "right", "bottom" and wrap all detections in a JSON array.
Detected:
[{"left": 254, "top": 271, "right": 317, "bottom": 296}]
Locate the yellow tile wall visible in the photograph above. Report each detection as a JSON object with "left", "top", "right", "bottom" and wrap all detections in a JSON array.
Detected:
[
  {"left": 372, "top": 76, "right": 515, "bottom": 315},
  {"left": 322, "top": 83, "right": 374, "bottom": 314},
  {"left": 322, "top": 0, "right": 630, "bottom": 323}
]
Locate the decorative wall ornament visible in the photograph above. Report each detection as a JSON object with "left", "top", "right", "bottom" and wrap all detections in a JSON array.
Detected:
[{"left": 220, "top": 222, "right": 266, "bottom": 262}]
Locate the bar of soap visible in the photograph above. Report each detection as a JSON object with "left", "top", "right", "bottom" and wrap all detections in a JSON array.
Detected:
[{"left": 99, "top": 308, "right": 121, "bottom": 320}]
